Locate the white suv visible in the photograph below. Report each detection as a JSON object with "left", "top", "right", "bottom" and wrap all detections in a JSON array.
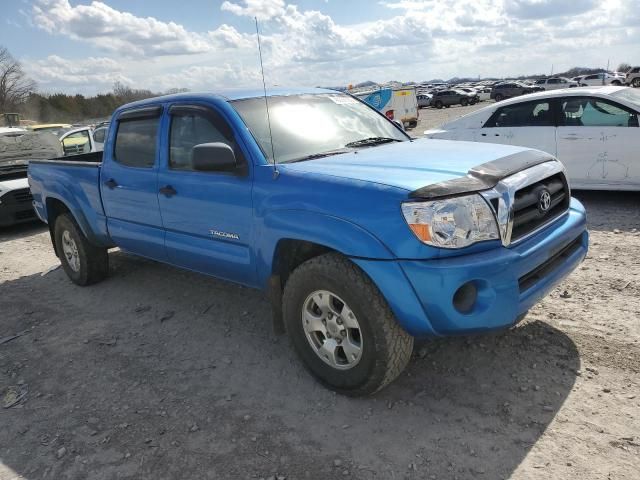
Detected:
[
  {"left": 535, "top": 77, "right": 579, "bottom": 90},
  {"left": 625, "top": 67, "right": 640, "bottom": 87}
]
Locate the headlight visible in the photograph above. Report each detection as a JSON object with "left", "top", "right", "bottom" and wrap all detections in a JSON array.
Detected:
[{"left": 401, "top": 194, "right": 499, "bottom": 248}]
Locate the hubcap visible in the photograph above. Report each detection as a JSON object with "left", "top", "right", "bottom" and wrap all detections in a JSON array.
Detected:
[
  {"left": 301, "top": 290, "right": 363, "bottom": 370},
  {"left": 61, "top": 230, "right": 80, "bottom": 272}
]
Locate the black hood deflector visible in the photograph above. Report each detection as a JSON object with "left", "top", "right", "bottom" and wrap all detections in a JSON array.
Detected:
[{"left": 409, "top": 150, "right": 554, "bottom": 199}]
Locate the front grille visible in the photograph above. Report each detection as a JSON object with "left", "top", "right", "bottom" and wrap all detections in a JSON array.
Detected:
[
  {"left": 511, "top": 173, "right": 569, "bottom": 241},
  {"left": 7, "top": 188, "right": 33, "bottom": 204},
  {"left": 518, "top": 235, "right": 583, "bottom": 292}
]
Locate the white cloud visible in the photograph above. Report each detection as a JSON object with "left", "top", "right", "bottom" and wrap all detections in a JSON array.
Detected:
[
  {"left": 25, "top": 55, "right": 133, "bottom": 92},
  {"left": 31, "top": 0, "right": 251, "bottom": 57},
  {"left": 23, "top": 0, "right": 640, "bottom": 94},
  {"left": 221, "top": 0, "right": 286, "bottom": 19}
]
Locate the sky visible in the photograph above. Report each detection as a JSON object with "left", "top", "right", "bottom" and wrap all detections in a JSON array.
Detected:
[{"left": 1, "top": 0, "right": 639, "bottom": 95}]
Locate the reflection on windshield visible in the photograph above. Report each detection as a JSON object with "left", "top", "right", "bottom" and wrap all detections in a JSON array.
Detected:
[{"left": 231, "top": 94, "right": 407, "bottom": 164}]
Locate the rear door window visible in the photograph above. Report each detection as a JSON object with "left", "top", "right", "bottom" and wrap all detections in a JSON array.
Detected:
[
  {"left": 114, "top": 117, "right": 159, "bottom": 168},
  {"left": 484, "top": 100, "right": 554, "bottom": 127},
  {"left": 560, "top": 97, "right": 639, "bottom": 127}
]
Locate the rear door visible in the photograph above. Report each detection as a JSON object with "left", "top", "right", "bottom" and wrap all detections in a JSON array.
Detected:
[
  {"left": 157, "top": 103, "right": 255, "bottom": 285},
  {"left": 100, "top": 106, "right": 166, "bottom": 260},
  {"left": 478, "top": 98, "right": 557, "bottom": 155},
  {"left": 556, "top": 96, "right": 639, "bottom": 188}
]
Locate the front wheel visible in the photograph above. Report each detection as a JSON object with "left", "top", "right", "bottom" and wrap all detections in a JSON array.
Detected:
[
  {"left": 460, "top": 98, "right": 469, "bottom": 106},
  {"left": 434, "top": 100, "right": 443, "bottom": 109},
  {"left": 54, "top": 213, "right": 109, "bottom": 286},
  {"left": 633, "top": 78, "right": 640, "bottom": 88},
  {"left": 283, "top": 253, "right": 414, "bottom": 396},
  {"left": 495, "top": 94, "right": 504, "bottom": 102}
]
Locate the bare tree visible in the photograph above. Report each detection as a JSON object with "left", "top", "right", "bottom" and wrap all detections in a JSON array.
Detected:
[
  {"left": 617, "top": 63, "right": 631, "bottom": 73},
  {"left": 0, "top": 46, "right": 36, "bottom": 112}
]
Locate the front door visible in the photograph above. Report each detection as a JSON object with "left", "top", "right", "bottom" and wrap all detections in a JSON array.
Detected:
[
  {"left": 477, "top": 98, "right": 557, "bottom": 155},
  {"left": 157, "top": 104, "right": 255, "bottom": 286},
  {"left": 556, "top": 96, "right": 639, "bottom": 188},
  {"left": 100, "top": 107, "right": 166, "bottom": 260}
]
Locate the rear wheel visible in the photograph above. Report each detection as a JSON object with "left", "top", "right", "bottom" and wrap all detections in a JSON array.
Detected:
[
  {"left": 633, "top": 78, "right": 640, "bottom": 88},
  {"left": 434, "top": 100, "right": 443, "bottom": 109},
  {"left": 495, "top": 93, "right": 504, "bottom": 102},
  {"left": 283, "top": 253, "right": 413, "bottom": 396},
  {"left": 460, "top": 98, "right": 469, "bottom": 106},
  {"left": 54, "top": 213, "right": 109, "bottom": 286}
]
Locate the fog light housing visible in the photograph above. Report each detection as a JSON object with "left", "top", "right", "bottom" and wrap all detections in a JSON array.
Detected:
[{"left": 453, "top": 281, "right": 478, "bottom": 314}]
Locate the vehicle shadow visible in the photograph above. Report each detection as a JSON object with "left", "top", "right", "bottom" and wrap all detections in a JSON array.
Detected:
[
  {"left": 0, "top": 221, "right": 47, "bottom": 243},
  {"left": 573, "top": 189, "right": 640, "bottom": 233},
  {"left": 0, "top": 251, "right": 578, "bottom": 479}
]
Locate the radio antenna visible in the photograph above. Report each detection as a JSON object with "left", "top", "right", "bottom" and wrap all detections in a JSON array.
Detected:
[{"left": 255, "top": 17, "right": 278, "bottom": 175}]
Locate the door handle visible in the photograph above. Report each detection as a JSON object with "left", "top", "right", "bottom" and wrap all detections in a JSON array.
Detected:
[
  {"left": 159, "top": 185, "right": 177, "bottom": 197},
  {"left": 105, "top": 178, "right": 118, "bottom": 189}
]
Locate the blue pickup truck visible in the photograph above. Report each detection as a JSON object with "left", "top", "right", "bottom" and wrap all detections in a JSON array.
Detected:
[{"left": 28, "top": 88, "right": 588, "bottom": 395}]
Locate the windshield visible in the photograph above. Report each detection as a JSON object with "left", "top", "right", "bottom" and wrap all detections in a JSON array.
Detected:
[
  {"left": 231, "top": 93, "right": 408, "bottom": 163},
  {"left": 611, "top": 88, "right": 640, "bottom": 109}
]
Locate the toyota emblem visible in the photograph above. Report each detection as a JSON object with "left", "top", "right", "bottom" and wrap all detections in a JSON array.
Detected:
[{"left": 538, "top": 189, "right": 552, "bottom": 213}]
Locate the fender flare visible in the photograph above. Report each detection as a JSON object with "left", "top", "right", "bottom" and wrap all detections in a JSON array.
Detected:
[
  {"left": 45, "top": 193, "right": 109, "bottom": 248},
  {"left": 256, "top": 209, "right": 394, "bottom": 286}
]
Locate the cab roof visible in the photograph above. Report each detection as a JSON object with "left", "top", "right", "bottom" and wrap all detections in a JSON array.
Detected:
[{"left": 115, "top": 87, "right": 340, "bottom": 112}]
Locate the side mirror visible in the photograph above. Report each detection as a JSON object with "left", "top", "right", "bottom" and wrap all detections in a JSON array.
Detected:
[{"left": 192, "top": 142, "right": 237, "bottom": 172}]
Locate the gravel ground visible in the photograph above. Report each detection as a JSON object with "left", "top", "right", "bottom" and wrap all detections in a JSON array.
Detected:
[
  {"left": 413, "top": 101, "right": 489, "bottom": 133},
  {"left": 1, "top": 103, "right": 639, "bottom": 479}
]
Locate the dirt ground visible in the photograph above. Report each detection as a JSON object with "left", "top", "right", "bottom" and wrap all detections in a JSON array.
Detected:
[{"left": 1, "top": 103, "right": 639, "bottom": 480}]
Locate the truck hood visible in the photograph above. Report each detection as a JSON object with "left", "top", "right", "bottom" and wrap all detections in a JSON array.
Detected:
[{"left": 280, "top": 138, "right": 538, "bottom": 192}]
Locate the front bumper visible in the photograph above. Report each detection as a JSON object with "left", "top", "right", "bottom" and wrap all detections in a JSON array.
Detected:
[
  {"left": 0, "top": 199, "right": 38, "bottom": 227},
  {"left": 354, "top": 198, "right": 588, "bottom": 337}
]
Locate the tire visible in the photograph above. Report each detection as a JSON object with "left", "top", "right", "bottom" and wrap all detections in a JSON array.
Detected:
[
  {"left": 445, "top": 104, "right": 451, "bottom": 108},
  {"left": 54, "top": 213, "right": 109, "bottom": 286},
  {"left": 434, "top": 100, "right": 443, "bottom": 109},
  {"left": 633, "top": 78, "right": 640, "bottom": 88},
  {"left": 611, "top": 81, "right": 621, "bottom": 86},
  {"left": 283, "top": 253, "right": 414, "bottom": 396},
  {"left": 495, "top": 94, "right": 504, "bottom": 102},
  {"left": 460, "top": 98, "right": 468, "bottom": 106}
]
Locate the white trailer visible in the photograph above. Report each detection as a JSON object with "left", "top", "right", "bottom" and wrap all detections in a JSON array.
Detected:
[{"left": 355, "top": 86, "right": 419, "bottom": 128}]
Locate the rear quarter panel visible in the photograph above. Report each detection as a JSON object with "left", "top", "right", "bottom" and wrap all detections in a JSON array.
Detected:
[{"left": 28, "top": 160, "right": 111, "bottom": 245}]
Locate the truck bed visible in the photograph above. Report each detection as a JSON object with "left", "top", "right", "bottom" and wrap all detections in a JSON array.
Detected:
[
  {"left": 50, "top": 151, "right": 103, "bottom": 164},
  {"left": 28, "top": 154, "right": 109, "bottom": 244}
]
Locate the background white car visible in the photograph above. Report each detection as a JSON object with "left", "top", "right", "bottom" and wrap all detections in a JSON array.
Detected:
[
  {"left": 424, "top": 86, "right": 640, "bottom": 190},
  {"left": 579, "top": 72, "right": 625, "bottom": 86},
  {"left": 535, "top": 77, "right": 579, "bottom": 90}
]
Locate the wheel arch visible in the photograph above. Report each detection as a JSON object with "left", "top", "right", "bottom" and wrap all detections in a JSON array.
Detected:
[
  {"left": 45, "top": 196, "right": 104, "bottom": 255},
  {"left": 260, "top": 210, "right": 394, "bottom": 333}
]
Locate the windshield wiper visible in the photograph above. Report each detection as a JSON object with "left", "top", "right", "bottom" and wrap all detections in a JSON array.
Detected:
[
  {"left": 282, "top": 148, "right": 351, "bottom": 164},
  {"left": 344, "top": 137, "right": 402, "bottom": 148}
]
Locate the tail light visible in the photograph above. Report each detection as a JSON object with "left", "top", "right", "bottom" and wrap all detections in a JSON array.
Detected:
[{"left": 385, "top": 110, "right": 394, "bottom": 120}]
